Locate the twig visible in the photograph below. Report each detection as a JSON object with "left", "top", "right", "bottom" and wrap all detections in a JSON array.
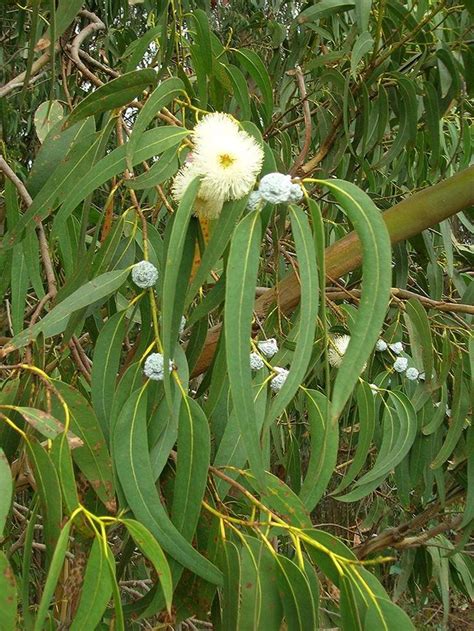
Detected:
[
  {"left": 68, "top": 338, "right": 91, "bottom": 383},
  {"left": 68, "top": 11, "right": 106, "bottom": 87},
  {"left": 355, "top": 487, "right": 464, "bottom": 558},
  {"left": 288, "top": 66, "right": 312, "bottom": 176},
  {"left": 0, "top": 50, "right": 57, "bottom": 98},
  {"left": 0, "top": 156, "right": 57, "bottom": 299},
  {"left": 325, "top": 287, "right": 474, "bottom": 315}
]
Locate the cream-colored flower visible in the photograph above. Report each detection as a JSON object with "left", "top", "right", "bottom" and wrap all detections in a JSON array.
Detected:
[
  {"left": 172, "top": 113, "right": 264, "bottom": 219},
  {"left": 328, "top": 334, "right": 351, "bottom": 368}
]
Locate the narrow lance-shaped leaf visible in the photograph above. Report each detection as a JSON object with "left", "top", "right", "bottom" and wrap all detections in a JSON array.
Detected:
[
  {"left": 121, "top": 519, "right": 173, "bottom": 614},
  {"left": 0, "top": 552, "right": 17, "bottom": 631},
  {"left": 266, "top": 205, "right": 319, "bottom": 424},
  {"left": 7, "top": 268, "right": 130, "bottom": 351},
  {"left": 33, "top": 519, "right": 73, "bottom": 631},
  {"left": 332, "top": 382, "right": 375, "bottom": 495},
  {"left": 70, "top": 538, "right": 113, "bottom": 631},
  {"left": 171, "top": 397, "right": 210, "bottom": 542},
  {"left": 63, "top": 69, "right": 158, "bottom": 129},
  {"left": 91, "top": 309, "right": 128, "bottom": 439},
  {"left": 113, "top": 387, "right": 222, "bottom": 585},
  {"left": 0, "top": 448, "right": 13, "bottom": 538},
  {"left": 276, "top": 555, "right": 318, "bottom": 631},
  {"left": 161, "top": 178, "right": 200, "bottom": 405},
  {"left": 225, "top": 210, "right": 266, "bottom": 485},
  {"left": 315, "top": 180, "right": 391, "bottom": 422},
  {"left": 126, "top": 77, "right": 186, "bottom": 169},
  {"left": 299, "top": 390, "right": 338, "bottom": 511},
  {"left": 25, "top": 439, "right": 62, "bottom": 566}
]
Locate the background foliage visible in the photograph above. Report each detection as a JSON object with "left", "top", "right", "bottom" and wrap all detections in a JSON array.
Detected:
[{"left": 0, "top": 0, "right": 473, "bottom": 629}]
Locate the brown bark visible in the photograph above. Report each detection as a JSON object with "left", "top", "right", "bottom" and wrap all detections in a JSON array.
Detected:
[{"left": 192, "top": 166, "right": 474, "bottom": 377}]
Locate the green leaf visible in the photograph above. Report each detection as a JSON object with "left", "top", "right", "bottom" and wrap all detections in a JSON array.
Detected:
[
  {"left": 276, "top": 555, "right": 318, "bottom": 631},
  {"left": 340, "top": 573, "right": 364, "bottom": 631},
  {"left": 333, "top": 382, "right": 375, "bottom": 495},
  {"left": 51, "top": 381, "right": 115, "bottom": 510},
  {"left": 64, "top": 69, "right": 158, "bottom": 129},
  {"left": 235, "top": 49, "right": 273, "bottom": 124},
  {"left": 26, "top": 439, "right": 62, "bottom": 565},
  {"left": 223, "top": 64, "right": 252, "bottom": 120},
  {"left": 302, "top": 529, "right": 357, "bottom": 587},
  {"left": 225, "top": 210, "right": 266, "bottom": 485},
  {"left": 404, "top": 298, "right": 434, "bottom": 384},
  {"left": 244, "top": 536, "right": 283, "bottom": 631},
  {"left": 91, "top": 310, "right": 128, "bottom": 438},
  {"left": 50, "top": 436, "right": 81, "bottom": 518},
  {"left": 34, "top": 100, "right": 64, "bottom": 143},
  {"left": 431, "top": 364, "right": 469, "bottom": 469},
  {"left": 10, "top": 245, "right": 28, "bottom": 335},
  {"left": 121, "top": 519, "right": 173, "bottom": 614},
  {"left": 219, "top": 540, "right": 241, "bottom": 631},
  {"left": 462, "top": 425, "right": 474, "bottom": 527},
  {"left": 33, "top": 519, "right": 73, "bottom": 631},
  {"left": 55, "top": 126, "right": 190, "bottom": 232},
  {"left": 126, "top": 77, "right": 185, "bottom": 169},
  {"left": 338, "top": 391, "right": 417, "bottom": 502},
  {"left": 113, "top": 387, "right": 222, "bottom": 585},
  {"left": 125, "top": 146, "right": 178, "bottom": 190},
  {"left": 3, "top": 406, "right": 81, "bottom": 447},
  {"left": 244, "top": 471, "right": 312, "bottom": 528},
  {"left": 266, "top": 206, "right": 319, "bottom": 423},
  {"left": 377, "top": 76, "right": 417, "bottom": 166},
  {"left": 27, "top": 118, "right": 95, "bottom": 197},
  {"left": 70, "top": 538, "right": 113, "bottom": 630},
  {"left": 20, "top": 501, "right": 38, "bottom": 631},
  {"left": 171, "top": 397, "right": 210, "bottom": 542},
  {"left": 42, "top": 0, "right": 85, "bottom": 43},
  {"left": 191, "top": 10, "right": 213, "bottom": 75},
  {"left": 0, "top": 449, "right": 12, "bottom": 538},
  {"left": 298, "top": 0, "right": 355, "bottom": 23},
  {"left": 161, "top": 178, "right": 200, "bottom": 403},
  {"left": 238, "top": 537, "right": 262, "bottom": 630},
  {"left": 0, "top": 552, "right": 17, "bottom": 631},
  {"left": 365, "top": 597, "right": 416, "bottom": 630},
  {"left": 355, "top": 0, "right": 372, "bottom": 32},
  {"left": 186, "top": 196, "right": 248, "bottom": 306},
  {"left": 213, "top": 370, "right": 268, "bottom": 497},
  {"left": 299, "top": 390, "right": 338, "bottom": 510},
  {"left": 317, "top": 179, "right": 391, "bottom": 421},
  {"left": 351, "top": 31, "right": 374, "bottom": 77},
  {"left": 8, "top": 268, "right": 130, "bottom": 350}
]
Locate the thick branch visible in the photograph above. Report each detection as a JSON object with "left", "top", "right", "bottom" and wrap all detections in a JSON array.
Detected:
[
  {"left": 355, "top": 487, "right": 464, "bottom": 558},
  {"left": 68, "top": 11, "right": 106, "bottom": 86},
  {"left": 192, "top": 166, "right": 474, "bottom": 377}
]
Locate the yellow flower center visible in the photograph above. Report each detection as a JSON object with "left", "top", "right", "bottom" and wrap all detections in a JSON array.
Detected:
[{"left": 218, "top": 153, "right": 235, "bottom": 168}]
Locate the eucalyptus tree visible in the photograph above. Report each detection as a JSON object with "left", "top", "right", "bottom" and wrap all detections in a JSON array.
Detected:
[{"left": 0, "top": 1, "right": 472, "bottom": 629}]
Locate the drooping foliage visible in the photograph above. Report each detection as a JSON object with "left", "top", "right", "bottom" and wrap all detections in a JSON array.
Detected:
[{"left": 0, "top": 1, "right": 473, "bottom": 629}]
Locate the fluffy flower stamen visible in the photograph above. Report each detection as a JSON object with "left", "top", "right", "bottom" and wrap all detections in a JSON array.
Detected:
[{"left": 172, "top": 112, "right": 264, "bottom": 219}]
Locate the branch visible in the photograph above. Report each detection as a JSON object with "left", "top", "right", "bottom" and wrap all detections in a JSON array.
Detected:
[
  {"left": 68, "top": 11, "right": 106, "bottom": 87},
  {"left": 326, "top": 287, "right": 474, "bottom": 315},
  {"left": 0, "top": 156, "right": 57, "bottom": 299},
  {"left": 0, "top": 50, "right": 57, "bottom": 99},
  {"left": 191, "top": 166, "right": 474, "bottom": 377},
  {"left": 355, "top": 488, "right": 465, "bottom": 558}
]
